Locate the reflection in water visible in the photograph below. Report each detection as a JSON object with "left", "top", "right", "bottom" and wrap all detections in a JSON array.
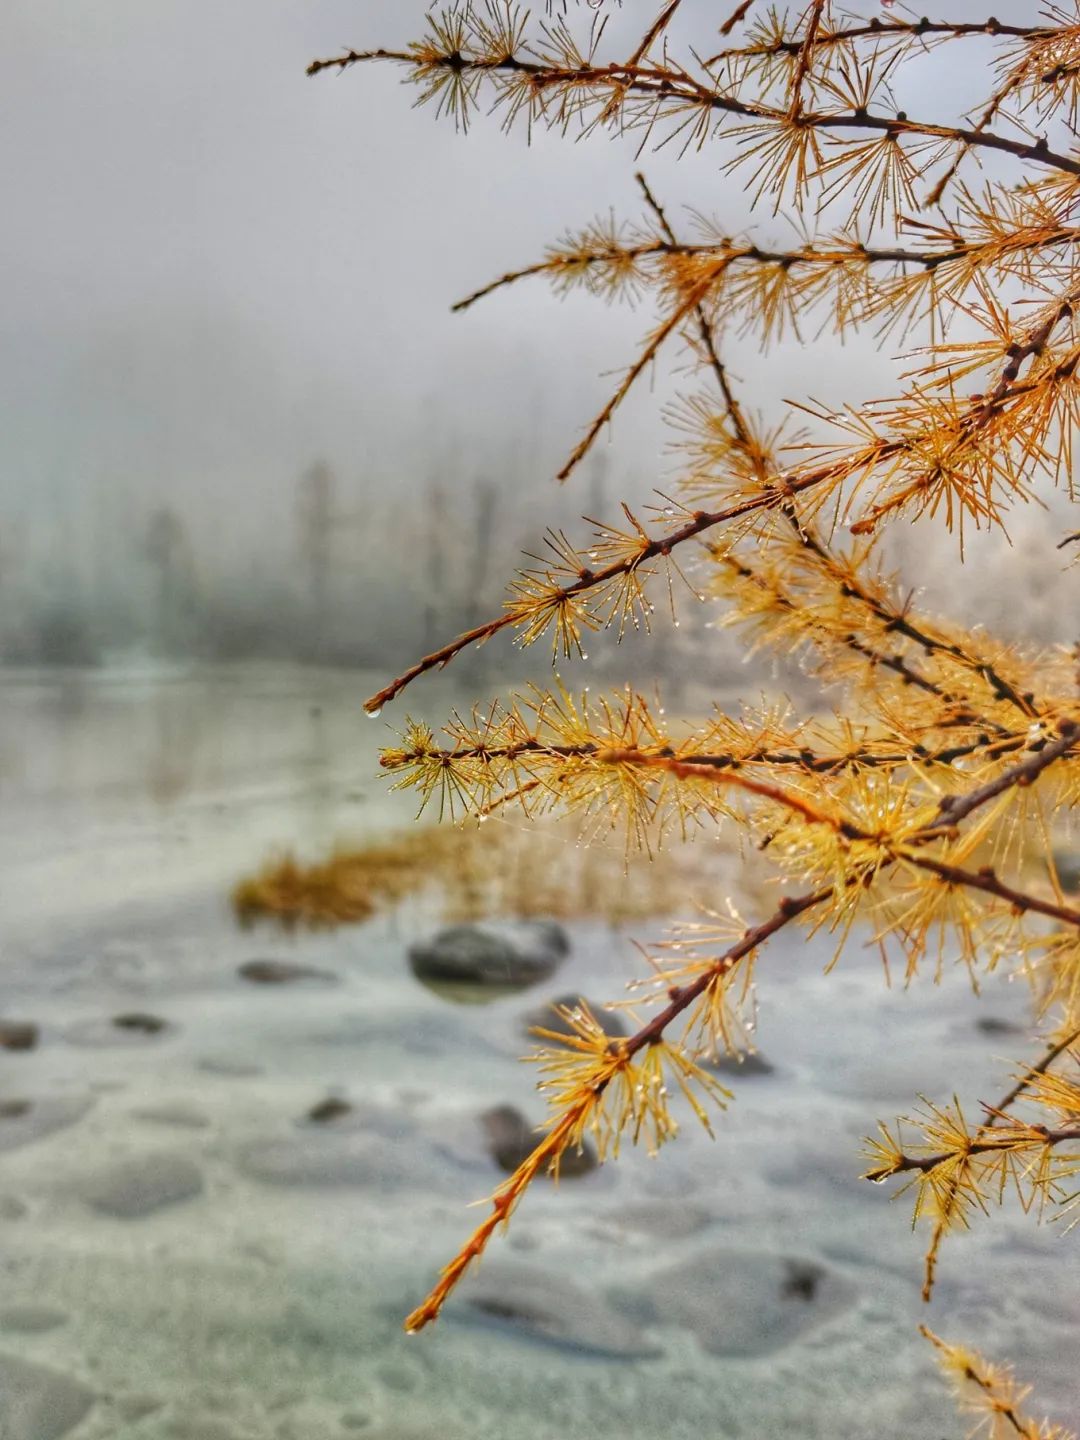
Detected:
[{"left": 147, "top": 679, "right": 201, "bottom": 806}]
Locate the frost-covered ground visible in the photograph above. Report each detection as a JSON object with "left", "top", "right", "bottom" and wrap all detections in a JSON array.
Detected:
[{"left": 1, "top": 664, "right": 1076, "bottom": 1440}]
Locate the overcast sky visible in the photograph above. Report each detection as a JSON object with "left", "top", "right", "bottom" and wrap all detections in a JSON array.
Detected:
[
  {"left": 2, "top": 1, "right": 1061, "bottom": 608},
  {"left": 3, "top": 3, "right": 694, "bottom": 534}
]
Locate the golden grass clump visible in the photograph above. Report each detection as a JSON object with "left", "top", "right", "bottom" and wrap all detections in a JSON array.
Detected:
[{"left": 234, "top": 812, "right": 746, "bottom": 930}]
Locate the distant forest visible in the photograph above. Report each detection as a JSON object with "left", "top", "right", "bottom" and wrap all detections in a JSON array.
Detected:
[{"left": 1, "top": 455, "right": 716, "bottom": 685}]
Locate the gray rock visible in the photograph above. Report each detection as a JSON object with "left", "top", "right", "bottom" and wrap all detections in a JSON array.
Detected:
[
  {"left": 0, "top": 1021, "right": 39, "bottom": 1052},
  {"left": 521, "top": 994, "right": 626, "bottom": 1040},
  {"left": 238, "top": 960, "right": 337, "bottom": 986},
  {"left": 80, "top": 1152, "right": 204, "bottom": 1218},
  {"left": 975, "top": 1015, "right": 1024, "bottom": 1037},
  {"left": 304, "top": 1097, "right": 353, "bottom": 1125},
  {"left": 409, "top": 921, "right": 567, "bottom": 993},
  {"left": 480, "top": 1105, "right": 596, "bottom": 1177},
  {"left": 650, "top": 1248, "right": 857, "bottom": 1357},
  {"left": 0, "top": 1196, "right": 28, "bottom": 1220},
  {"left": 456, "top": 1261, "right": 660, "bottom": 1359},
  {"left": 112, "top": 1011, "right": 168, "bottom": 1035},
  {"left": 0, "top": 1097, "right": 95, "bottom": 1154},
  {"left": 0, "top": 1354, "right": 94, "bottom": 1440},
  {"left": 0, "top": 1307, "right": 68, "bottom": 1335}
]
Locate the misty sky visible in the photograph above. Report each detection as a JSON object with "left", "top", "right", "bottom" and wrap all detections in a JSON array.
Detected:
[{"left": 2, "top": 1, "right": 1062, "bottom": 612}]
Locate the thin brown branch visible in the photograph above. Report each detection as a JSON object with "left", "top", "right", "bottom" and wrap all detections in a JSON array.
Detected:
[
  {"left": 451, "top": 224, "right": 1080, "bottom": 313},
  {"left": 404, "top": 883, "right": 831, "bottom": 1332},
  {"left": 626, "top": 0, "right": 683, "bottom": 68},
  {"left": 991, "top": 1026, "right": 1080, "bottom": 1123},
  {"left": 721, "top": 549, "right": 960, "bottom": 702},
  {"left": 363, "top": 360, "right": 1054, "bottom": 712},
  {"left": 708, "top": 17, "right": 1055, "bottom": 68},
  {"left": 385, "top": 731, "right": 1026, "bottom": 779},
  {"left": 977, "top": 286, "right": 1080, "bottom": 424},
  {"left": 788, "top": 0, "right": 826, "bottom": 120},
  {"left": 557, "top": 279, "right": 710, "bottom": 482},
  {"left": 307, "top": 51, "right": 1080, "bottom": 181},
  {"left": 850, "top": 285, "right": 1080, "bottom": 535},
  {"left": 635, "top": 171, "right": 763, "bottom": 475},
  {"left": 925, "top": 721, "right": 1078, "bottom": 831},
  {"left": 405, "top": 723, "right": 1080, "bottom": 1330},
  {"left": 867, "top": 1028, "right": 1080, "bottom": 1185},
  {"left": 719, "top": 0, "right": 756, "bottom": 38},
  {"left": 905, "top": 855, "right": 1080, "bottom": 930},
  {"left": 883, "top": 1124, "right": 1080, "bottom": 1178},
  {"left": 789, "top": 520, "right": 1040, "bottom": 721}
]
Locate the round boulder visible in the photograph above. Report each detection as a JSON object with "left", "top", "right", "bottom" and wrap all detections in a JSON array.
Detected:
[
  {"left": 0, "top": 1022, "right": 39, "bottom": 1052},
  {"left": 480, "top": 1104, "right": 596, "bottom": 1177},
  {"left": 409, "top": 921, "right": 568, "bottom": 996}
]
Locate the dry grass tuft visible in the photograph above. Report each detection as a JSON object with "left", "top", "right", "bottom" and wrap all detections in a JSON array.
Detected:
[{"left": 233, "top": 818, "right": 743, "bottom": 930}]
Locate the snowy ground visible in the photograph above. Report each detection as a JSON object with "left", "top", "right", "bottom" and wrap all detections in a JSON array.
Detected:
[{"left": 0, "top": 664, "right": 1076, "bottom": 1439}]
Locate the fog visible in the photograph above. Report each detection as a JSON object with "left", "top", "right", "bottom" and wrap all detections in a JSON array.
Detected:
[{"left": 2, "top": 0, "right": 1069, "bottom": 669}]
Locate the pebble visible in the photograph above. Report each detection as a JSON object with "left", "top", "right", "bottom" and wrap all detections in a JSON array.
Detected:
[
  {"left": 80, "top": 1152, "right": 204, "bottom": 1218},
  {"left": 409, "top": 921, "right": 567, "bottom": 993},
  {"left": 0, "top": 1021, "right": 39, "bottom": 1052},
  {"left": 0, "top": 1353, "right": 94, "bottom": 1440},
  {"left": 521, "top": 994, "right": 626, "bottom": 1040},
  {"left": 305, "top": 1098, "right": 353, "bottom": 1125},
  {"left": 480, "top": 1105, "right": 596, "bottom": 1177},
  {"left": 0, "top": 1097, "right": 95, "bottom": 1154},
  {"left": 974, "top": 1015, "right": 1025, "bottom": 1037},
  {"left": 238, "top": 960, "right": 338, "bottom": 986},
  {"left": 648, "top": 1247, "right": 857, "bottom": 1357},
  {"left": 456, "top": 1261, "right": 660, "bottom": 1359},
  {"left": 112, "top": 1012, "right": 169, "bottom": 1034}
]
